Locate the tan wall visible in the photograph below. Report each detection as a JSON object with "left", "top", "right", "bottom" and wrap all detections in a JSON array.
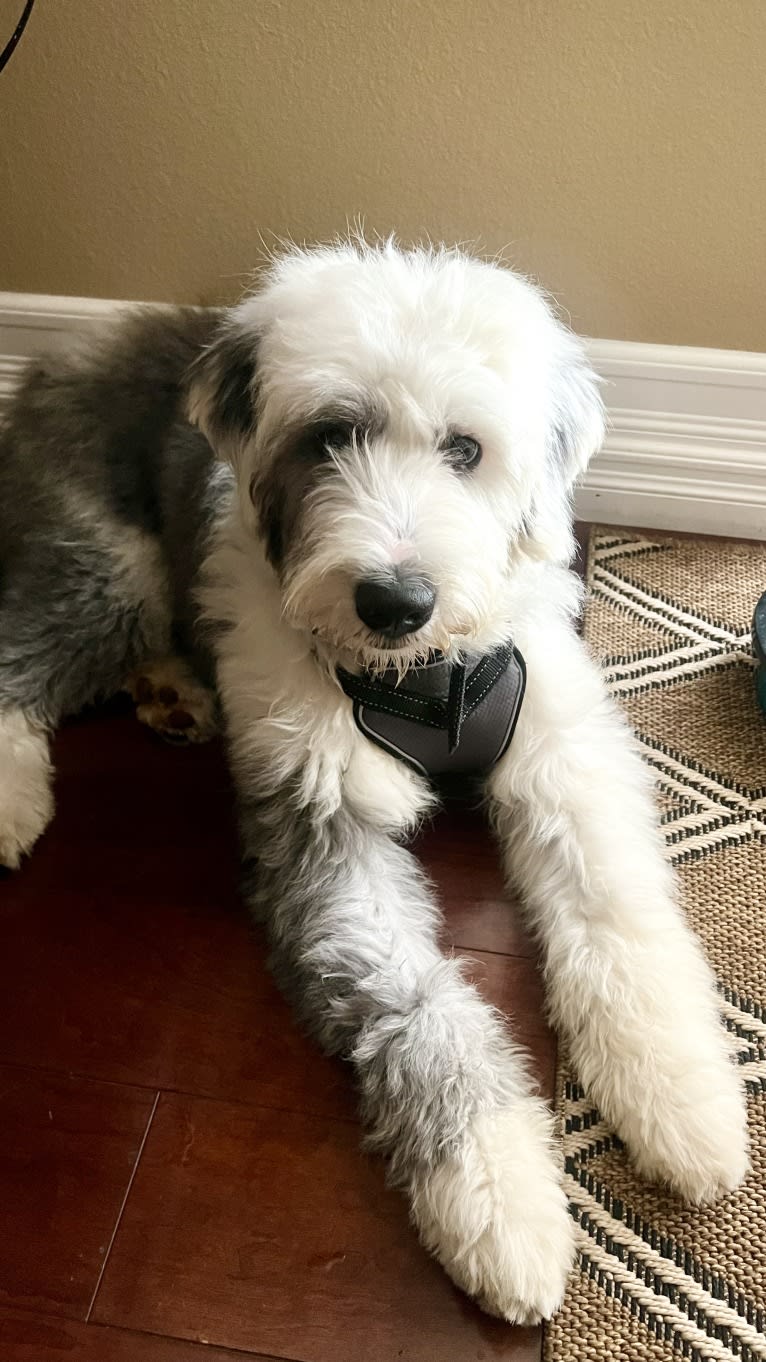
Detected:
[{"left": 2, "top": 0, "right": 764, "bottom": 349}]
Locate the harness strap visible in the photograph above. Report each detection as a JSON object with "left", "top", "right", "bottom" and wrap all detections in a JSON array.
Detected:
[
  {"left": 337, "top": 639, "right": 525, "bottom": 780},
  {"left": 447, "top": 658, "right": 467, "bottom": 753}
]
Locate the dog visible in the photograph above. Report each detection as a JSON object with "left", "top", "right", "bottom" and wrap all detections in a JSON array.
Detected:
[{"left": 0, "top": 239, "right": 748, "bottom": 1323}]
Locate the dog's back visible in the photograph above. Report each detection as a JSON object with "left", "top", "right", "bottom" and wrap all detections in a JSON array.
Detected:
[
  {"left": 0, "top": 306, "right": 219, "bottom": 552},
  {"left": 0, "top": 307, "right": 224, "bottom": 729}
]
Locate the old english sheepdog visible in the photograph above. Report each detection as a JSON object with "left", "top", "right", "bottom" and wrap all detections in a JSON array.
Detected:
[{"left": 0, "top": 241, "right": 748, "bottom": 1323}]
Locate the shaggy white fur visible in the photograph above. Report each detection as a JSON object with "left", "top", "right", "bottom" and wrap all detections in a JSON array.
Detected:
[
  {"left": 488, "top": 571, "right": 749, "bottom": 1206},
  {"left": 411, "top": 1103, "right": 576, "bottom": 1324},
  {"left": 0, "top": 239, "right": 748, "bottom": 1324},
  {"left": 191, "top": 243, "right": 747, "bottom": 1321}
]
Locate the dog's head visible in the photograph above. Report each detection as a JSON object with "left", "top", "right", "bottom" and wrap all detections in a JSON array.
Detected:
[{"left": 188, "top": 240, "right": 604, "bottom": 669}]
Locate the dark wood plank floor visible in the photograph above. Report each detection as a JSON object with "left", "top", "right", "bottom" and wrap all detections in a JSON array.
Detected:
[{"left": 0, "top": 526, "right": 596, "bottom": 1361}]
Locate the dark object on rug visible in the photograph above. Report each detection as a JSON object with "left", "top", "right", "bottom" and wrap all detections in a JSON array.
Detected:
[{"left": 754, "top": 590, "right": 766, "bottom": 714}]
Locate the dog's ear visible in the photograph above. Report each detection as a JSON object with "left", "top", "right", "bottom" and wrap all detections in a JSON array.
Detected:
[
  {"left": 186, "top": 320, "right": 258, "bottom": 463},
  {"left": 548, "top": 336, "right": 605, "bottom": 492},
  {"left": 520, "top": 336, "right": 605, "bottom": 563}
]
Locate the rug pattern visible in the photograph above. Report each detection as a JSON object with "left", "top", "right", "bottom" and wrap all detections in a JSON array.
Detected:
[{"left": 545, "top": 529, "right": 766, "bottom": 1362}]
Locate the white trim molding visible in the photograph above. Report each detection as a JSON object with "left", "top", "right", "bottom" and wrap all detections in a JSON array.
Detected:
[
  {"left": 581, "top": 338, "right": 766, "bottom": 538},
  {"left": 1, "top": 292, "right": 765, "bottom": 539},
  {"left": 0, "top": 292, "right": 135, "bottom": 403}
]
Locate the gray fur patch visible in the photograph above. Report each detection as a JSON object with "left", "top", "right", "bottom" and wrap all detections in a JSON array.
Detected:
[
  {"left": 0, "top": 308, "right": 227, "bottom": 720},
  {"left": 252, "top": 406, "right": 384, "bottom": 570},
  {"left": 238, "top": 770, "right": 527, "bottom": 1184},
  {"left": 186, "top": 321, "right": 259, "bottom": 450}
]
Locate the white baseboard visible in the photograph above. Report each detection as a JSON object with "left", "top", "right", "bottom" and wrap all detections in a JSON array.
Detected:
[
  {"left": 582, "top": 338, "right": 766, "bottom": 537},
  {"left": 2, "top": 291, "right": 765, "bottom": 539}
]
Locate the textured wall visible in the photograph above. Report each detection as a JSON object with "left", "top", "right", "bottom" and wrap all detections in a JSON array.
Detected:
[{"left": 2, "top": 0, "right": 764, "bottom": 348}]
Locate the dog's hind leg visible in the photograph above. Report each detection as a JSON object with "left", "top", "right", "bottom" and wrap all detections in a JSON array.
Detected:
[
  {"left": 126, "top": 655, "right": 218, "bottom": 745},
  {"left": 0, "top": 525, "right": 171, "bottom": 867},
  {"left": 0, "top": 708, "right": 54, "bottom": 870}
]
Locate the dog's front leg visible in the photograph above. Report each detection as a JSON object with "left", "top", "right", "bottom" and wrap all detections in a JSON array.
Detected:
[
  {"left": 238, "top": 776, "right": 575, "bottom": 1323},
  {"left": 489, "top": 616, "right": 748, "bottom": 1203}
]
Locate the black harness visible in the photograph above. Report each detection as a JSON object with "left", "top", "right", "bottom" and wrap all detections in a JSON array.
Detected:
[{"left": 338, "top": 641, "right": 526, "bottom": 780}]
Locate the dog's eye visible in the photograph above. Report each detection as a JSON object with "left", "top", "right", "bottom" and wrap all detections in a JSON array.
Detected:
[
  {"left": 309, "top": 421, "right": 354, "bottom": 457},
  {"left": 447, "top": 435, "right": 482, "bottom": 471}
]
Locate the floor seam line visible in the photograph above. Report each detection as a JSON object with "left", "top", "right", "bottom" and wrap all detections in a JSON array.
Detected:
[
  {"left": 0, "top": 1060, "right": 360, "bottom": 1125},
  {"left": 450, "top": 943, "right": 536, "bottom": 961},
  {"left": 85, "top": 1088, "right": 160, "bottom": 1322},
  {"left": 0, "top": 1304, "right": 309, "bottom": 1362}
]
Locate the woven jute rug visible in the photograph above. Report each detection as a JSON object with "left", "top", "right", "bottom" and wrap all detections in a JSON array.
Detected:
[{"left": 545, "top": 528, "right": 766, "bottom": 1362}]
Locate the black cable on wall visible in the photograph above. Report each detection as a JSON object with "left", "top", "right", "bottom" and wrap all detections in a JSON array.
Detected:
[{"left": 0, "top": 0, "right": 36, "bottom": 77}]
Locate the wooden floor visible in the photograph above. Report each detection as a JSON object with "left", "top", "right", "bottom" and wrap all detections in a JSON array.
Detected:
[{"left": 0, "top": 528, "right": 594, "bottom": 1361}]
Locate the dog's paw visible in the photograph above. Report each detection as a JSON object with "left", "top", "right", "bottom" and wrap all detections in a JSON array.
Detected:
[
  {"left": 410, "top": 1103, "right": 574, "bottom": 1324},
  {"left": 588, "top": 1040, "right": 749, "bottom": 1205},
  {"left": 0, "top": 710, "right": 54, "bottom": 869},
  {"left": 128, "top": 659, "right": 218, "bottom": 746},
  {"left": 626, "top": 1073, "right": 748, "bottom": 1205}
]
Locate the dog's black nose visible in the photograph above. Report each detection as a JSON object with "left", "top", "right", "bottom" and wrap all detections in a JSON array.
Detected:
[{"left": 355, "top": 572, "right": 436, "bottom": 639}]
